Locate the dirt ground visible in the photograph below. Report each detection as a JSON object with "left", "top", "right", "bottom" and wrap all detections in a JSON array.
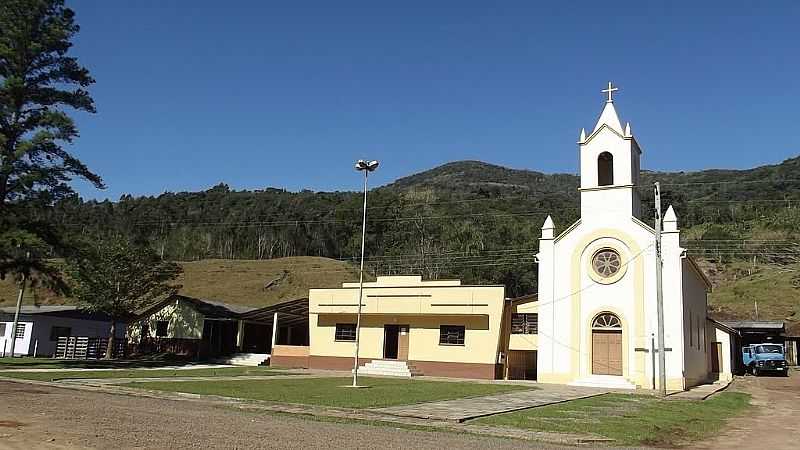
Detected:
[
  {"left": 690, "top": 371, "right": 800, "bottom": 450},
  {"left": 1, "top": 372, "right": 797, "bottom": 450},
  {"left": 0, "top": 381, "right": 570, "bottom": 450}
]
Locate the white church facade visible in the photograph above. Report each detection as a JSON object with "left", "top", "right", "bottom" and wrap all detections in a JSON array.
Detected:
[{"left": 530, "top": 83, "right": 724, "bottom": 390}]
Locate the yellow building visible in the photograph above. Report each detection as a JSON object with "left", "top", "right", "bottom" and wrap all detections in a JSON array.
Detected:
[{"left": 308, "top": 276, "right": 506, "bottom": 379}]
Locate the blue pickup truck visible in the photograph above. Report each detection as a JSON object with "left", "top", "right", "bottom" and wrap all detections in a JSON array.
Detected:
[{"left": 742, "top": 344, "right": 789, "bottom": 376}]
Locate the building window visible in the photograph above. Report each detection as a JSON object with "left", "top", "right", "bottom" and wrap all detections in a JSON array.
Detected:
[
  {"left": 511, "top": 313, "right": 538, "bottom": 334},
  {"left": 155, "top": 320, "right": 169, "bottom": 337},
  {"left": 50, "top": 326, "right": 71, "bottom": 341},
  {"left": 334, "top": 323, "right": 357, "bottom": 342},
  {"left": 698, "top": 316, "right": 703, "bottom": 350},
  {"left": 13, "top": 323, "right": 25, "bottom": 339},
  {"left": 598, "top": 151, "right": 614, "bottom": 186},
  {"left": 0, "top": 323, "right": 5, "bottom": 337},
  {"left": 439, "top": 325, "right": 465, "bottom": 346},
  {"left": 592, "top": 312, "right": 622, "bottom": 329},
  {"left": 592, "top": 248, "right": 621, "bottom": 278}
]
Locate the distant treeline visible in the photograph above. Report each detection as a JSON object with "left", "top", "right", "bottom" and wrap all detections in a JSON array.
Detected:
[{"left": 49, "top": 158, "right": 800, "bottom": 297}]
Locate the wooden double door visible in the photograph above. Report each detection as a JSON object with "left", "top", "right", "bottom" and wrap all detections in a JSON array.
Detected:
[
  {"left": 507, "top": 350, "right": 537, "bottom": 380},
  {"left": 384, "top": 325, "right": 409, "bottom": 360},
  {"left": 592, "top": 330, "right": 623, "bottom": 375}
]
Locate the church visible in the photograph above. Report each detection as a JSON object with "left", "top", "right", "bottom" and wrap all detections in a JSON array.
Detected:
[{"left": 531, "top": 83, "right": 730, "bottom": 390}]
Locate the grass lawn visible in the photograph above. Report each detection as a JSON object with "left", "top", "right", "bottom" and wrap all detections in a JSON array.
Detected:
[
  {"left": 124, "top": 377, "right": 532, "bottom": 408},
  {"left": 0, "top": 366, "right": 284, "bottom": 382},
  {"left": 475, "top": 392, "right": 751, "bottom": 447}
]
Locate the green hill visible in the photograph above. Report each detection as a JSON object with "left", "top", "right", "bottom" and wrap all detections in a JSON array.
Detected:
[{"left": 0, "top": 257, "right": 362, "bottom": 308}]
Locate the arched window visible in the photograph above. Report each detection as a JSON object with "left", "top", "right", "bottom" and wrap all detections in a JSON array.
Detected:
[
  {"left": 598, "top": 152, "right": 614, "bottom": 186},
  {"left": 592, "top": 313, "right": 621, "bottom": 330}
]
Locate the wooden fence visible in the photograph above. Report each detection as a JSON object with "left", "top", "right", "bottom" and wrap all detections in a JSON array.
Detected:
[{"left": 55, "top": 336, "right": 127, "bottom": 359}]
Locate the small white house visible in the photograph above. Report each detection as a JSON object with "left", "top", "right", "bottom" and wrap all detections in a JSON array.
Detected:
[{"left": 0, "top": 306, "right": 126, "bottom": 357}]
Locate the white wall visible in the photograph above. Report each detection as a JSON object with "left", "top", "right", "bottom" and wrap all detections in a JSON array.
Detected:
[
  {"left": 0, "top": 321, "right": 33, "bottom": 356},
  {"left": 681, "top": 259, "right": 711, "bottom": 387}
]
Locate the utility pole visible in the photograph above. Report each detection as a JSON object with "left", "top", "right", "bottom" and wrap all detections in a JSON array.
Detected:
[
  {"left": 654, "top": 182, "right": 667, "bottom": 396},
  {"left": 8, "top": 251, "right": 30, "bottom": 358}
]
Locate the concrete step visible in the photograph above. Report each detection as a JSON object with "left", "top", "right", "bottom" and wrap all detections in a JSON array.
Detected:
[
  {"left": 568, "top": 375, "right": 636, "bottom": 389},
  {"left": 365, "top": 360, "right": 412, "bottom": 368},
  {"left": 213, "top": 353, "right": 270, "bottom": 367},
  {"left": 357, "top": 360, "right": 422, "bottom": 378}
]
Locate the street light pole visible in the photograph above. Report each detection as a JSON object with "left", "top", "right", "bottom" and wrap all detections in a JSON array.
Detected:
[{"left": 352, "top": 159, "right": 378, "bottom": 388}]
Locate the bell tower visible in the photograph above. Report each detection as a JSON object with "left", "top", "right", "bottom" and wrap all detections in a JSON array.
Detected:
[{"left": 577, "top": 82, "right": 642, "bottom": 220}]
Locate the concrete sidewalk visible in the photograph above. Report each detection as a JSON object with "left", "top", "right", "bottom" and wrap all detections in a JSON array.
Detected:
[
  {"left": 667, "top": 379, "right": 730, "bottom": 400},
  {"left": 372, "top": 384, "right": 609, "bottom": 422}
]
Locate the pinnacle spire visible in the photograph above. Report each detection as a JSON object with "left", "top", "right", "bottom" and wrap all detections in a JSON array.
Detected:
[
  {"left": 664, "top": 205, "right": 677, "bottom": 222},
  {"left": 541, "top": 215, "right": 555, "bottom": 239},
  {"left": 579, "top": 128, "right": 586, "bottom": 143},
  {"left": 663, "top": 205, "right": 678, "bottom": 232}
]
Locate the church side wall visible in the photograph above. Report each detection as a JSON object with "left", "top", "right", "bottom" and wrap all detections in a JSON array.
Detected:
[{"left": 681, "top": 259, "right": 711, "bottom": 388}]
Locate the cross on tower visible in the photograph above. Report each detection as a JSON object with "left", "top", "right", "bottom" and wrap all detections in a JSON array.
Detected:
[{"left": 601, "top": 81, "right": 618, "bottom": 103}]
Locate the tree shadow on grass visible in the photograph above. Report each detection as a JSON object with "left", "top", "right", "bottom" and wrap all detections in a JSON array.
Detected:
[{"left": 0, "top": 353, "right": 201, "bottom": 369}]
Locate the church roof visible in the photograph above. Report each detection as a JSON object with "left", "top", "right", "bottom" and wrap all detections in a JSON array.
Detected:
[{"left": 593, "top": 101, "right": 624, "bottom": 135}]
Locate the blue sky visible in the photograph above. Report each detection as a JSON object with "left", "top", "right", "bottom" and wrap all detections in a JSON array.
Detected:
[{"left": 66, "top": 1, "right": 800, "bottom": 200}]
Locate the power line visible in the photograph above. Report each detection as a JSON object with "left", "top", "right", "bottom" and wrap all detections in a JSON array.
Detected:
[{"left": 656, "top": 178, "right": 800, "bottom": 188}]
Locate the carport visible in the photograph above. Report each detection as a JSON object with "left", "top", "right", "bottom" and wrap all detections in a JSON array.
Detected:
[{"left": 238, "top": 298, "right": 309, "bottom": 354}]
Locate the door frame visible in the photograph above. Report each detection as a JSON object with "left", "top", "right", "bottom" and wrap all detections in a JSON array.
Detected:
[{"left": 383, "top": 325, "right": 399, "bottom": 360}]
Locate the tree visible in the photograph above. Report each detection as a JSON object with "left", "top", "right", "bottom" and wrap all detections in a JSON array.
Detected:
[
  {"left": 67, "top": 237, "right": 182, "bottom": 359},
  {"left": 0, "top": 0, "right": 103, "bottom": 207},
  {"left": 1, "top": 0, "right": 104, "bottom": 277}
]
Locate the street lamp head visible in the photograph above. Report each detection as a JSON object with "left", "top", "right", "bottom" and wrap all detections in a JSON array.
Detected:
[{"left": 355, "top": 159, "right": 379, "bottom": 172}]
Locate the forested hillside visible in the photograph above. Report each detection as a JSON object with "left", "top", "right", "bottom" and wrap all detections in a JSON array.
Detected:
[{"left": 43, "top": 157, "right": 800, "bottom": 312}]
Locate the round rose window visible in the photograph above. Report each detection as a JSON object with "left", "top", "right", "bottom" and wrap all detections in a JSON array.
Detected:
[{"left": 592, "top": 249, "right": 621, "bottom": 278}]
